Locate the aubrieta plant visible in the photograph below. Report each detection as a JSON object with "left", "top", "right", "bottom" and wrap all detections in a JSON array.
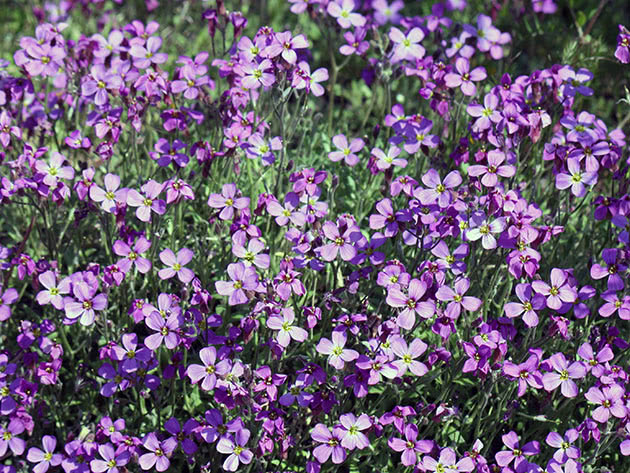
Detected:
[{"left": 1, "top": 0, "right": 630, "bottom": 472}]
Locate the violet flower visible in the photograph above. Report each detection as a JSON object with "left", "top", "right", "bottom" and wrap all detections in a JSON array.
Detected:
[
  {"left": 532, "top": 268, "right": 577, "bottom": 310},
  {"left": 414, "top": 168, "right": 462, "bottom": 208},
  {"left": 387, "top": 278, "right": 435, "bottom": 329},
  {"left": 208, "top": 183, "right": 250, "bottom": 220},
  {"left": 436, "top": 278, "right": 482, "bottom": 319},
  {"left": 0, "top": 287, "right": 18, "bottom": 321},
  {"left": 90, "top": 173, "right": 126, "bottom": 213},
  {"left": 502, "top": 354, "right": 543, "bottom": 397},
  {"left": 113, "top": 237, "right": 152, "bottom": 274},
  {"left": 318, "top": 221, "right": 360, "bottom": 262},
  {"left": 338, "top": 413, "right": 370, "bottom": 450},
  {"left": 389, "top": 27, "right": 425, "bottom": 63},
  {"left": 129, "top": 37, "right": 168, "bottom": 69},
  {"left": 584, "top": 384, "right": 627, "bottom": 423},
  {"left": 590, "top": 248, "right": 626, "bottom": 291},
  {"left": 328, "top": 134, "right": 364, "bottom": 166},
  {"left": 64, "top": 281, "right": 108, "bottom": 326},
  {"left": 0, "top": 419, "right": 26, "bottom": 457},
  {"left": 546, "top": 429, "right": 580, "bottom": 463},
  {"left": 127, "top": 180, "right": 166, "bottom": 223},
  {"left": 27, "top": 435, "right": 63, "bottom": 473},
  {"left": 444, "top": 57, "right": 486, "bottom": 96},
  {"left": 138, "top": 433, "right": 177, "bottom": 472},
  {"left": 158, "top": 248, "right": 195, "bottom": 284},
  {"left": 388, "top": 424, "right": 432, "bottom": 466},
  {"left": 555, "top": 157, "right": 597, "bottom": 197},
  {"left": 186, "top": 346, "right": 231, "bottom": 391},
  {"left": 311, "top": 423, "right": 346, "bottom": 464},
  {"left": 216, "top": 429, "right": 253, "bottom": 471},
  {"left": 327, "top": 0, "right": 366, "bottom": 29},
  {"left": 494, "top": 431, "right": 540, "bottom": 471},
  {"left": 424, "top": 447, "right": 475, "bottom": 472},
  {"left": 144, "top": 311, "right": 181, "bottom": 350},
  {"left": 468, "top": 149, "right": 515, "bottom": 187},
  {"left": 266, "top": 307, "right": 308, "bottom": 347},
  {"left": 215, "top": 262, "right": 259, "bottom": 305},
  {"left": 391, "top": 336, "right": 428, "bottom": 376},
  {"left": 542, "top": 353, "right": 586, "bottom": 398},
  {"left": 316, "top": 330, "right": 359, "bottom": 370},
  {"left": 90, "top": 444, "right": 130, "bottom": 473},
  {"left": 503, "top": 283, "right": 547, "bottom": 327}
]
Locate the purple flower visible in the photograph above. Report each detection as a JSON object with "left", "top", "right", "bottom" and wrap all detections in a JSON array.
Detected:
[
  {"left": 424, "top": 447, "right": 475, "bottom": 472},
  {"left": 0, "top": 419, "right": 26, "bottom": 457},
  {"left": 532, "top": 268, "right": 577, "bottom": 310},
  {"left": 267, "top": 31, "right": 308, "bottom": 64},
  {"left": 495, "top": 431, "right": 540, "bottom": 472},
  {"left": 327, "top": 0, "right": 366, "bottom": 29},
  {"left": 615, "top": 24, "right": 630, "bottom": 63},
  {"left": 208, "top": 183, "right": 250, "bottom": 220},
  {"left": 164, "top": 417, "right": 199, "bottom": 455},
  {"left": 546, "top": 429, "right": 580, "bottom": 463},
  {"left": 232, "top": 233, "right": 269, "bottom": 269},
  {"left": 186, "top": 346, "right": 231, "bottom": 391},
  {"left": 112, "top": 333, "right": 151, "bottom": 373},
  {"left": 584, "top": 384, "right": 627, "bottom": 423},
  {"left": 90, "top": 444, "right": 130, "bottom": 473},
  {"left": 555, "top": 157, "right": 597, "bottom": 197},
  {"left": 590, "top": 248, "right": 626, "bottom": 291},
  {"left": 158, "top": 248, "right": 195, "bottom": 284},
  {"left": 444, "top": 57, "right": 486, "bottom": 96},
  {"left": 372, "top": 145, "right": 407, "bottom": 170},
  {"left": 311, "top": 423, "right": 346, "bottom": 464},
  {"left": 129, "top": 37, "right": 168, "bottom": 68},
  {"left": 81, "top": 65, "right": 122, "bottom": 106},
  {"left": 328, "top": 134, "right": 364, "bottom": 166},
  {"left": 90, "top": 173, "right": 126, "bottom": 213},
  {"left": 64, "top": 282, "right": 108, "bottom": 326},
  {"left": 316, "top": 330, "right": 359, "bottom": 370},
  {"left": 468, "top": 150, "right": 515, "bottom": 187},
  {"left": 292, "top": 61, "right": 329, "bottom": 97},
  {"left": 340, "top": 28, "right": 369, "bottom": 56},
  {"left": 389, "top": 27, "right": 425, "bottom": 63},
  {"left": 0, "top": 111, "right": 22, "bottom": 148},
  {"left": 414, "top": 169, "right": 462, "bottom": 208},
  {"left": 274, "top": 269, "right": 306, "bottom": 300},
  {"left": 338, "top": 413, "right": 370, "bottom": 450},
  {"left": 502, "top": 354, "right": 543, "bottom": 397},
  {"left": 436, "top": 278, "right": 482, "bottom": 319},
  {"left": 503, "top": 283, "right": 547, "bottom": 327},
  {"left": 138, "top": 433, "right": 177, "bottom": 472},
  {"left": 0, "top": 287, "right": 18, "bottom": 321},
  {"left": 27, "top": 435, "right": 62, "bottom": 473},
  {"left": 215, "top": 262, "right": 259, "bottom": 305},
  {"left": 369, "top": 198, "right": 411, "bottom": 237},
  {"left": 388, "top": 424, "right": 432, "bottom": 466},
  {"left": 113, "top": 237, "right": 152, "bottom": 274},
  {"left": 65, "top": 130, "right": 92, "bottom": 150},
  {"left": 266, "top": 192, "right": 305, "bottom": 227},
  {"left": 127, "top": 180, "right": 166, "bottom": 223},
  {"left": 35, "top": 152, "right": 75, "bottom": 187},
  {"left": 466, "top": 214, "right": 506, "bottom": 250},
  {"left": 267, "top": 307, "right": 308, "bottom": 347},
  {"left": 144, "top": 311, "right": 181, "bottom": 350},
  {"left": 542, "top": 353, "right": 586, "bottom": 398},
  {"left": 391, "top": 336, "right": 428, "bottom": 376},
  {"left": 318, "top": 221, "right": 360, "bottom": 262},
  {"left": 217, "top": 429, "right": 253, "bottom": 471},
  {"left": 239, "top": 59, "right": 275, "bottom": 89},
  {"left": 386, "top": 278, "right": 435, "bottom": 329},
  {"left": 149, "top": 138, "right": 189, "bottom": 168},
  {"left": 598, "top": 291, "right": 630, "bottom": 319}
]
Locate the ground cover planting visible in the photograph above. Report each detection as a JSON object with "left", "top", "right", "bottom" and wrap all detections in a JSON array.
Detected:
[{"left": 1, "top": 0, "right": 630, "bottom": 471}]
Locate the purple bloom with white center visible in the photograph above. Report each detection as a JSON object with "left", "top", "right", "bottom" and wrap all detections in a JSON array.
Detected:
[
  {"left": 328, "top": 134, "right": 364, "bottom": 166},
  {"left": 27, "top": 435, "right": 63, "bottom": 473},
  {"left": 311, "top": 423, "right": 346, "bottom": 464},
  {"left": 216, "top": 429, "right": 253, "bottom": 471},
  {"left": 129, "top": 37, "right": 168, "bottom": 68},
  {"left": 90, "top": 443, "right": 130, "bottom": 473},
  {"left": 338, "top": 413, "right": 371, "bottom": 450},
  {"left": 391, "top": 336, "right": 428, "bottom": 376},
  {"left": 186, "top": 346, "right": 231, "bottom": 391},
  {"left": 386, "top": 278, "right": 435, "bottom": 329},
  {"left": 590, "top": 248, "right": 626, "bottom": 291},
  {"left": 327, "top": 0, "right": 366, "bottom": 29},
  {"left": 138, "top": 433, "right": 177, "bottom": 472},
  {"left": 319, "top": 221, "right": 360, "bottom": 262},
  {"left": 532, "top": 268, "right": 577, "bottom": 310},
  {"left": 468, "top": 149, "right": 516, "bottom": 187},
  {"left": 0, "top": 287, "right": 18, "bottom": 321},
  {"left": 267, "top": 307, "right": 308, "bottom": 347},
  {"left": 158, "top": 248, "right": 195, "bottom": 284},
  {"left": 444, "top": 57, "right": 487, "bottom": 96},
  {"left": 494, "top": 431, "right": 540, "bottom": 472},
  {"left": 584, "top": 384, "right": 627, "bottom": 423},
  {"left": 144, "top": 311, "right": 180, "bottom": 350},
  {"left": 127, "top": 180, "right": 166, "bottom": 223},
  {"left": 546, "top": 429, "right": 580, "bottom": 463},
  {"left": 215, "top": 262, "right": 259, "bottom": 305},
  {"left": 0, "top": 419, "right": 26, "bottom": 456},
  {"left": 242, "top": 133, "right": 282, "bottom": 166},
  {"left": 316, "top": 330, "right": 359, "bottom": 370},
  {"left": 414, "top": 169, "right": 462, "bottom": 208},
  {"left": 232, "top": 233, "right": 269, "bottom": 269},
  {"left": 503, "top": 283, "right": 547, "bottom": 327},
  {"left": 436, "top": 278, "right": 482, "bottom": 319},
  {"left": 113, "top": 237, "right": 152, "bottom": 274},
  {"left": 208, "top": 183, "right": 250, "bottom": 221},
  {"left": 466, "top": 213, "right": 506, "bottom": 250},
  {"left": 389, "top": 27, "right": 425, "bottom": 63},
  {"left": 388, "top": 424, "right": 433, "bottom": 466},
  {"left": 542, "top": 352, "right": 586, "bottom": 398},
  {"left": 90, "top": 173, "right": 126, "bottom": 213},
  {"left": 555, "top": 157, "right": 597, "bottom": 197},
  {"left": 64, "top": 281, "right": 108, "bottom": 326}
]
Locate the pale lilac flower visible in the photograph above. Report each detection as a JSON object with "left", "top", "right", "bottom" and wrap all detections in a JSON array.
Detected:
[
  {"left": 27, "top": 435, "right": 62, "bottom": 473},
  {"left": 389, "top": 27, "right": 425, "bottom": 63},
  {"left": 90, "top": 173, "right": 126, "bottom": 213},
  {"left": 599, "top": 291, "right": 630, "bottom": 319},
  {"left": 35, "top": 271, "right": 70, "bottom": 310},
  {"left": 90, "top": 443, "right": 130, "bottom": 473},
  {"left": 466, "top": 214, "right": 506, "bottom": 250},
  {"left": 82, "top": 65, "right": 122, "bottom": 106},
  {"left": 503, "top": 283, "right": 547, "bottom": 327},
  {"left": 372, "top": 145, "right": 407, "bottom": 170},
  {"left": 373, "top": 0, "right": 404, "bottom": 25},
  {"left": 467, "top": 93, "right": 501, "bottom": 132},
  {"left": 35, "top": 152, "right": 75, "bottom": 187},
  {"left": 391, "top": 336, "right": 428, "bottom": 376},
  {"left": 158, "top": 248, "right": 195, "bottom": 284},
  {"left": 215, "top": 262, "right": 259, "bottom": 305},
  {"left": 327, "top": 0, "right": 366, "bottom": 29},
  {"left": 232, "top": 233, "right": 269, "bottom": 269},
  {"left": 386, "top": 278, "right": 435, "bottom": 329},
  {"left": 186, "top": 346, "right": 231, "bottom": 391},
  {"left": 444, "top": 57, "right": 486, "bottom": 96},
  {"left": 555, "top": 158, "right": 597, "bottom": 197},
  {"left": 217, "top": 429, "right": 253, "bottom": 471},
  {"left": 144, "top": 311, "right": 180, "bottom": 350},
  {"left": 319, "top": 221, "right": 359, "bottom": 262},
  {"left": 64, "top": 282, "right": 108, "bottom": 326},
  {"left": 292, "top": 61, "right": 328, "bottom": 96},
  {"left": 590, "top": 248, "right": 626, "bottom": 291},
  {"left": 0, "top": 419, "right": 26, "bottom": 457},
  {"left": 435, "top": 278, "right": 482, "bottom": 319},
  {"left": 129, "top": 37, "right": 168, "bottom": 68},
  {"left": 266, "top": 192, "right": 305, "bottom": 226},
  {"left": 127, "top": 180, "right": 166, "bottom": 223},
  {"left": 113, "top": 237, "right": 152, "bottom": 274},
  {"left": 338, "top": 413, "right": 371, "bottom": 450},
  {"left": 495, "top": 431, "right": 540, "bottom": 471},
  {"left": 328, "top": 134, "right": 364, "bottom": 166},
  {"left": 389, "top": 424, "right": 433, "bottom": 466},
  {"left": 138, "top": 433, "right": 177, "bottom": 472},
  {"left": 542, "top": 353, "right": 586, "bottom": 398},
  {"left": 546, "top": 429, "right": 580, "bottom": 463},
  {"left": 532, "top": 268, "right": 577, "bottom": 310},
  {"left": 468, "top": 149, "right": 515, "bottom": 187},
  {"left": 267, "top": 31, "right": 308, "bottom": 64},
  {"left": 208, "top": 183, "right": 250, "bottom": 220},
  {"left": 311, "top": 424, "right": 346, "bottom": 464},
  {"left": 240, "top": 59, "right": 275, "bottom": 89},
  {"left": 584, "top": 384, "right": 627, "bottom": 423},
  {"left": 414, "top": 169, "right": 462, "bottom": 208},
  {"left": 424, "top": 447, "right": 475, "bottom": 472},
  {"left": 267, "top": 307, "right": 308, "bottom": 347},
  {"left": 316, "top": 330, "right": 359, "bottom": 370}
]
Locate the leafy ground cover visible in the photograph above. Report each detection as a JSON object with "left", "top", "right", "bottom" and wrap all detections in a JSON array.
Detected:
[{"left": 1, "top": 0, "right": 630, "bottom": 472}]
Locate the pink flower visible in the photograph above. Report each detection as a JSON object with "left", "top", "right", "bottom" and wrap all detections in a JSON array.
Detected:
[
  {"left": 328, "top": 134, "right": 364, "bottom": 166},
  {"left": 208, "top": 183, "right": 250, "bottom": 221},
  {"left": 127, "top": 180, "right": 166, "bottom": 222},
  {"left": 215, "top": 262, "right": 259, "bottom": 305},
  {"left": 186, "top": 346, "right": 231, "bottom": 391},
  {"left": 389, "top": 424, "right": 433, "bottom": 466},
  {"left": 468, "top": 149, "right": 515, "bottom": 187},
  {"left": 386, "top": 278, "right": 435, "bottom": 329},
  {"left": 138, "top": 433, "right": 177, "bottom": 472},
  {"left": 267, "top": 307, "right": 308, "bottom": 347},
  {"left": 327, "top": 0, "right": 366, "bottom": 29},
  {"left": 435, "top": 277, "right": 482, "bottom": 319},
  {"left": 494, "top": 431, "right": 539, "bottom": 471},
  {"left": 338, "top": 413, "right": 371, "bottom": 450},
  {"left": 311, "top": 424, "right": 346, "bottom": 464},
  {"left": 532, "top": 268, "right": 577, "bottom": 310},
  {"left": 542, "top": 353, "right": 586, "bottom": 398},
  {"left": 158, "top": 248, "right": 195, "bottom": 284},
  {"left": 27, "top": 435, "right": 62, "bottom": 473},
  {"left": 444, "top": 57, "right": 486, "bottom": 96},
  {"left": 316, "top": 330, "right": 359, "bottom": 370},
  {"left": 584, "top": 384, "right": 627, "bottom": 423},
  {"left": 113, "top": 237, "right": 152, "bottom": 274},
  {"left": 391, "top": 336, "right": 428, "bottom": 376}
]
